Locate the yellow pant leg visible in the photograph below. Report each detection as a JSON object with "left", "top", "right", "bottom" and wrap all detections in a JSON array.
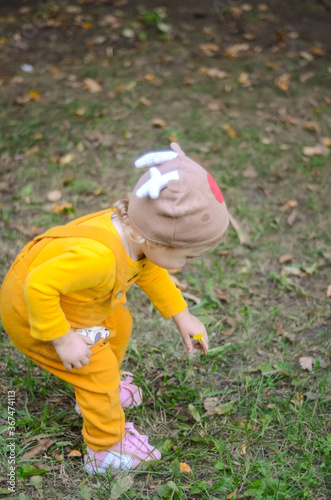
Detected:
[
  {"left": 0, "top": 268, "right": 133, "bottom": 451},
  {"left": 103, "top": 304, "right": 133, "bottom": 367}
]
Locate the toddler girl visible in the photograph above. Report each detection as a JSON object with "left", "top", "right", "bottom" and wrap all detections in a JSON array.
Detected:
[{"left": 0, "top": 142, "right": 229, "bottom": 474}]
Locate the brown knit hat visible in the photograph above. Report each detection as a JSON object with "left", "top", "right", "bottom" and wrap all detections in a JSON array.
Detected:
[{"left": 127, "top": 143, "right": 229, "bottom": 248}]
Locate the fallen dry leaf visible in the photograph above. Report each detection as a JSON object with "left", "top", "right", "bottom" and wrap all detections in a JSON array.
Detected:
[
  {"left": 223, "top": 124, "right": 236, "bottom": 138},
  {"left": 243, "top": 165, "right": 258, "bottom": 178},
  {"left": 326, "top": 285, "right": 331, "bottom": 298},
  {"left": 51, "top": 449, "right": 63, "bottom": 461},
  {"left": 182, "top": 292, "right": 201, "bottom": 304},
  {"left": 304, "top": 121, "right": 321, "bottom": 133},
  {"left": 279, "top": 200, "right": 298, "bottom": 212},
  {"left": 283, "top": 115, "right": 299, "bottom": 126},
  {"left": 68, "top": 449, "right": 82, "bottom": 458},
  {"left": 180, "top": 462, "right": 191, "bottom": 473},
  {"left": 279, "top": 253, "right": 293, "bottom": 264},
  {"left": 303, "top": 145, "right": 328, "bottom": 156},
  {"left": 228, "top": 212, "right": 251, "bottom": 246},
  {"left": 59, "top": 153, "right": 75, "bottom": 165},
  {"left": 299, "top": 356, "right": 315, "bottom": 372},
  {"left": 249, "top": 287, "right": 267, "bottom": 298},
  {"left": 21, "top": 438, "right": 53, "bottom": 460},
  {"left": 152, "top": 118, "right": 166, "bottom": 128},
  {"left": 312, "top": 46, "right": 324, "bottom": 56},
  {"left": 281, "top": 265, "right": 301, "bottom": 276},
  {"left": 222, "top": 43, "right": 249, "bottom": 57},
  {"left": 212, "top": 287, "right": 230, "bottom": 303},
  {"left": 227, "top": 492, "right": 236, "bottom": 499},
  {"left": 275, "top": 73, "right": 290, "bottom": 91},
  {"left": 139, "top": 97, "right": 151, "bottom": 106},
  {"left": 300, "top": 71, "right": 315, "bottom": 83},
  {"left": 287, "top": 209, "right": 298, "bottom": 226},
  {"left": 241, "top": 443, "right": 248, "bottom": 455},
  {"left": 235, "top": 419, "right": 258, "bottom": 431},
  {"left": 169, "top": 274, "right": 189, "bottom": 290},
  {"left": 300, "top": 51, "right": 314, "bottom": 62},
  {"left": 168, "top": 268, "right": 181, "bottom": 274},
  {"left": 84, "top": 78, "right": 102, "bottom": 93},
  {"left": 238, "top": 72, "right": 251, "bottom": 86},
  {"left": 207, "top": 99, "right": 227, "bottom": 112},
  {"left": 291, "top": 392, "right": 303, "bottom": 406},
  {"left": 27, "top": 90, "right": 41, "bottom": 101},
  {"left": 199, "top": 43, "right": 220, "bottom": 55},
  {"left": 199, "top": 67, "right": 229, "bottom": 79},
  {"left": 25, "top": 145, "right": 40, "bottom": 156},
  {"left": 51, "top": 202, "right": 73, "bottom": 214},
  {"left": 322, "top": 137, "right": 331, "bottom": 147},
  {"left": 47, "top": 190, "right": 62, "bottom": 202}
]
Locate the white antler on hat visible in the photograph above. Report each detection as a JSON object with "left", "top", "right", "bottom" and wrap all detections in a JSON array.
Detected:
[
  {"left": 135, "top": 151, "right": 178, "bottom": 168},
  {"left": 134, "top": 150, "right": 179, "bottom": 199},
  {"left": 136, "top": 167, "right": 179, "bottom": 199}
]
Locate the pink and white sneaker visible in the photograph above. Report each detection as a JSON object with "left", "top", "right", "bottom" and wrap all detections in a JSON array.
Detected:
[
  {"left": 84, "top": 422, "right": 161, "bottom": 473},
  {"left": 75, "top": 371, "right": 142, "bottom": 415},
  {"left": 119, "top": 371, "right": 143, "bottom": 408}
]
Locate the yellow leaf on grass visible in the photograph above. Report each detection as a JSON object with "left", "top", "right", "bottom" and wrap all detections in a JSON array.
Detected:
[
  {"left": 180, "top": 462, "right": 191, "bottom": 473},
  {"left": 276, "top": 73, "right": 290, "bottom": 91},
  {"left": 59, "top": 153, "right": 75, "bottom": 165},
  {"left": 312, "top": 46, "right": 324, "bottom": 56},
  {"left": 304, "top": 121, "right": 320, "bottom": 133},
  {"left": 68, "top": 449, "right": 82, "bottom": 458},
  {"left": 152, "top": 118, "right": 166, "bottom": 128},
  {"left": 145, "top": 73, "right": 155, "bottom": 82},
  {"left": 241, "top": 443, "right": 248, "bottom": 455},
  {"left": 238, "top": 72, "right": 251, "bottom": 85},
  {"left": 27, "top": 91, "right": 41, "bottom": 101},
  {"left": 227, "top": 492, "right": 236, "bottom": 499},
  {"left": 51, "top": 202, "right": 73, "bottom": 214},
  {"left": 322, "top": 137, "right": 331, "bottom": 147},
  {"left": 223, "top": 124, "right": 236, "bottom": 138}
]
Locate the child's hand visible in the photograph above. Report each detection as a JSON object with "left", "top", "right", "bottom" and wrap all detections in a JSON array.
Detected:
[
  {"left": 51, "top": 329, "right": 93, "bottom": 371},
  {"left": 172, "top": 309, "right": 209, "bottom": 355}
]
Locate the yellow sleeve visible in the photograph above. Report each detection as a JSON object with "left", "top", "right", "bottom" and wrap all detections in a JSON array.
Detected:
[
  {"left": 24, "top": 242, "right": 116, "bottom": 341},
  {"left": 136, "top": 261, "right": 187, "bottom": 318}
]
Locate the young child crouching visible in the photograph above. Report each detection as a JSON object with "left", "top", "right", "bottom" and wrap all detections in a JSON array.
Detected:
[{"left": 0, "top": 142, "right": 229, "bottom": 474}]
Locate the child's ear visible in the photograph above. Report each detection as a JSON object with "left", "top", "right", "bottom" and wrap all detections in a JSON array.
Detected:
[{"left": 170, "top": 142, "right": 185, "bottom": 155}]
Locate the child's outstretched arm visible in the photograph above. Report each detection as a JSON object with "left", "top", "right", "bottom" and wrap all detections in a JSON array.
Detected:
[
  {"left": 172, "top": 308, "right": 209, "bottom": 355},
  {"left": 51, "top": 329, "right": 93, "bottom": 371}
]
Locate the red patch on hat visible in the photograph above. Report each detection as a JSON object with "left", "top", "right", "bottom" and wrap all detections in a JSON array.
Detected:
[{"left": 207, "top": 173, "right": 224, "bottom": 203}]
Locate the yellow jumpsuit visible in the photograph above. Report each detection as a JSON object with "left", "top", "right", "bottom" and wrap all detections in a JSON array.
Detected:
[{"left": 0, "top": 209, "right": 186, "bottom": 451}]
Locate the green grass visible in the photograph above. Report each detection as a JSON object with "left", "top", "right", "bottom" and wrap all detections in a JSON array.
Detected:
[{"left": 0, "top": 0, "right": 331, "bottom": 498}]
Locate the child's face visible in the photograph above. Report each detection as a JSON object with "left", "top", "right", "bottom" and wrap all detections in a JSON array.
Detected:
[{"left": 142, "top": 242, "right": 216, "bottom": 270}]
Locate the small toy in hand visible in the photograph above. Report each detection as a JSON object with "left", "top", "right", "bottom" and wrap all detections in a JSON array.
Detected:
[
  {"left": 193, "top": 333, "right": 208, "bottom": 355},
  {"left": 74, "top": 326, "right": 110, "bottom": 347}
]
